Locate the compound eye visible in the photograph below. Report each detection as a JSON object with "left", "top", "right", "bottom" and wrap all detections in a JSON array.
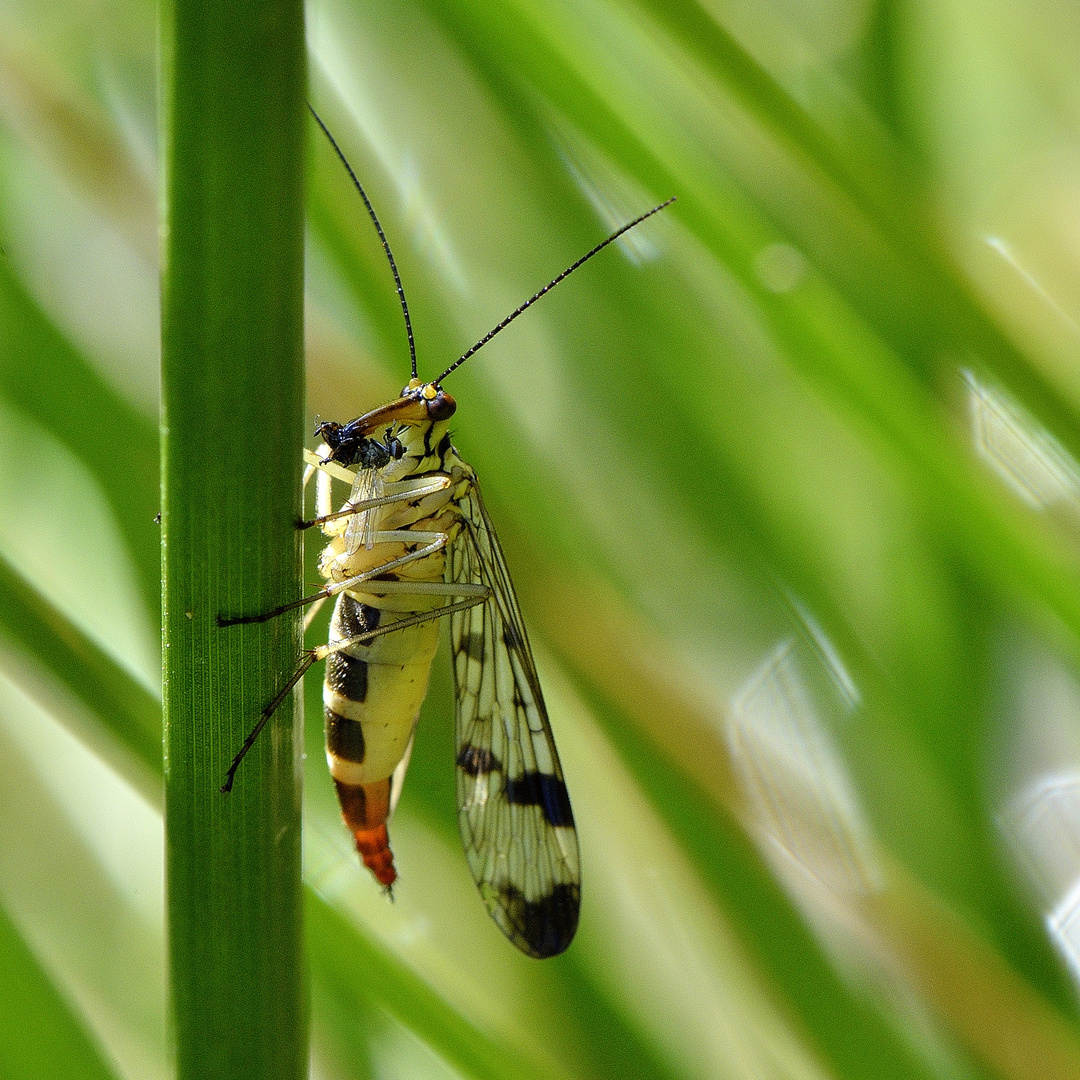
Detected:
[{"left": 426, "top": 390, "right": 456, "bottom": 420}]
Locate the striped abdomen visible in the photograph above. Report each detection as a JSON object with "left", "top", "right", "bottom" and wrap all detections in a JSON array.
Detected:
[
  {"left": 319, "top": 416, "right": 462, "bottom": 887},
  {"left": 324, "top": 590, "right": 441, "bottom": 886}
]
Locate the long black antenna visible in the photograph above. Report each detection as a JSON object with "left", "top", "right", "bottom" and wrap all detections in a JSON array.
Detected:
[
  {"left": 309, "top": 103, "right": 418, "bottom": 380},
  {"left": 435, "top": 197, "right": 675, "bottom": 384}
]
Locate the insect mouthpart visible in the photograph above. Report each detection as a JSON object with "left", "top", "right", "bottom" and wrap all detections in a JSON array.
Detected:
[{"left": 315, "top": 419, "right": 398, "bottom": 469}]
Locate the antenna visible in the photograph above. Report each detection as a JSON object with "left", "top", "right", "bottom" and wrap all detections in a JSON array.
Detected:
[
  {"left": 309, "top": 104, "right": 418, "bottom": 380},
  {"left": 435, "top": 197, "right": 675, "bottom": 384}
]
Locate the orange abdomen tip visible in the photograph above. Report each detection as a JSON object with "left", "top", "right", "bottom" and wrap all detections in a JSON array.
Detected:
[{"left": 354, "top": 824, "right": 397, "bottom": 888}]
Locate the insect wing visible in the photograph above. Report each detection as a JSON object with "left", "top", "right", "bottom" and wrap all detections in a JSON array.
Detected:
[
  {"left": 449, "top": 482, "right": 580, "bottom": 958},
  {"left": 343, "top": 462, "right": 381, "bottom": 553}
]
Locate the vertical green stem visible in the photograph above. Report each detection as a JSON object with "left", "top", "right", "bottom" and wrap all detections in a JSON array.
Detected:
[{"left": 160, "top": 1, "right": 307, "bottom": 1077}]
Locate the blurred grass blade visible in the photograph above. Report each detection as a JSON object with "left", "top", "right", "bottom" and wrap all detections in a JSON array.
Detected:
[
  {"left": 160, "top": 0, "right": 306, "bottom": 1076},
  {"left": 0, "top": 257, "right": 160, "bottom": 615},
  {"left": 870, "top": 869, "right": 1080, "bottom": 1080},
  {"left": 0, "top": 898, "right": 119, "bottom": 1080},
  {"left": 424, "top": 0, "right": 1080, "bottom": 681},
  {"left": 0, "top": 552, "right": 160, "bottom": 798},
  {"left": 531, "top": 569, "right": 1080, "bottom": 1079},
  {"left": 0, "top": 35, "right": 159, "bottom": 609},
  {"left": 429, "top": 0, "right": 1080, "bottom": 467},
  {"left": 308, "top": 895, "right": 554, "bottom": 1080}
]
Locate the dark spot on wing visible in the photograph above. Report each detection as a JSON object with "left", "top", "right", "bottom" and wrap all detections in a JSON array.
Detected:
[
  {"left": 325, "top": 708, "right": 366, "bottom": 763},
  {"left": 498, "top": 882, "right": 580, "bottom": 958},
  {"left": 457, "top": 744, "right": 500, "bottom": 776},
  {"left": 335, "top": 594, "right": 381, "bottom": 639},
  {"left": 503, "top": 623, "right": 523, "bottom": 652},
  {"left": 504, "top": 772, "right": 575, "bottom": 828},
  {"left": 325, "top": 651, "right": 368, "bottom": 702},
  {"left": 459, "top": 632, "right": 485, "bottom": 662}
]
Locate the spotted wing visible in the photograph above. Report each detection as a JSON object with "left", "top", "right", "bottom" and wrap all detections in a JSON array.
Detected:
[{"left": 448, "top": 479, "right": 580, "bottom": 958}]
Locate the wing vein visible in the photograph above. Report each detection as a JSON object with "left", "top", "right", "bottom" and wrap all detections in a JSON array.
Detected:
[{"left": 449, "top": 475, "right": 580, "bottom": 958}]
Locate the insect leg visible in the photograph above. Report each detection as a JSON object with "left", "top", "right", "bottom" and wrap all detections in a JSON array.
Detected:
[
  {"left": 222, "top": 586, "right": 491, "bottom": 792},
  {"left": 220, "top": 649, "right": 318, "bottom": 793},
  {"left": 218, "top": 531, "right": 453, "bottom": 626},
  {"left": 314, "top": 590, "right": 491, "bottom": 662},
  {"left": 303, "top": 447, "right": 356, "bottom": 483},
  {"left": 300, "top": 478, "right": 451, "bottom": 531},
  {"left": 220, "top": 470, "right": 452, "bottom": 624}
]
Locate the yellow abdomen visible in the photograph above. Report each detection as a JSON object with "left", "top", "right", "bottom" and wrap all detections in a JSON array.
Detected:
[{"left": 320, "top": 494, "right": 457, "bottom": 887}]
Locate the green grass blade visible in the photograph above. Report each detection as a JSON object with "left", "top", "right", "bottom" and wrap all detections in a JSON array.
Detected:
[
  {"left": 428, "top": 0, "right": 1080, "bottom": 471},
  {"left": 0, "top": 898, "right": 119, "bottom": 1080},
  {"left": 0, "top": 257, "right": 160, "bottom": 615},
  {"left": 308, "top": 894, "right": 554, "bottom": 1080},
  {"left": 0, "top": 552, "right": 160, "bottom": 794},
  {"left": 160, "top": 0, "right": 307, "bottom": 1076}
]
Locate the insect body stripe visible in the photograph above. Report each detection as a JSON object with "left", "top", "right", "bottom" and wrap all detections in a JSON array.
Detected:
[
  {"left": 354, "top": 823, "right": 396, "bottom": 886},
  {"left": 333, "top": 777, "right": 396, "bottom": 887},
  {"left": 336, "top": 594, "right": 380, "bottom": 637},
  {"left": 325, "top": 709, "right": 366, "bottom": 763},
  {"left": 325, "top": 651, "right": 369, "bottom": 701}
]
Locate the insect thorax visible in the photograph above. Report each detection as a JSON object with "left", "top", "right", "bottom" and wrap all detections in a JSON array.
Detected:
[
  {"left": 384, "top": 416, "right": 456, "bottom": 476},
  {"left": 318, "top": 415, "right": 467, "bottom": 586}
]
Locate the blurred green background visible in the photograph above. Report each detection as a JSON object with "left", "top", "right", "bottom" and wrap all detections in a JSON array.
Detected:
[{"left": 4, "top": 0, "right": 1080, "bottom": 1076}]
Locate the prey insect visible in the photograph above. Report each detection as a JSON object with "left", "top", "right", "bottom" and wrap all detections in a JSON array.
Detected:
[{"left": 219, "top": 104, "right": 673, "bottom": 958}]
